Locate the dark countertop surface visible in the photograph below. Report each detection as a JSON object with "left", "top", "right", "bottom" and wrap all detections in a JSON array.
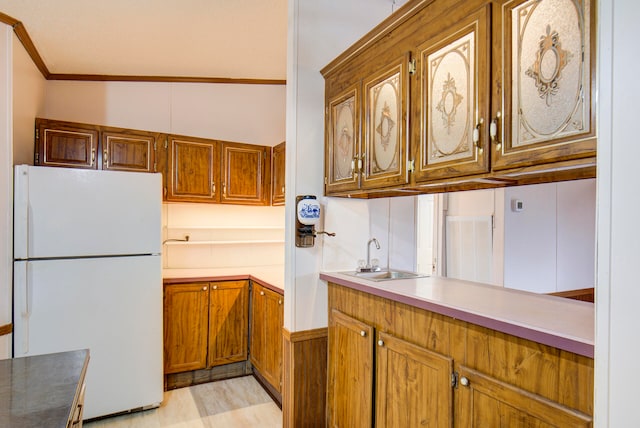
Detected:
[{"left": 0, "top": 349, "right": 89, "bottom": 428}]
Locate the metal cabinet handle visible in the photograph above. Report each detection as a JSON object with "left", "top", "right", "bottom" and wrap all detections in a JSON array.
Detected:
[
  {"left": 202, "top": 286, "right": 207, "bottom": 291},
  {"left": 260, "top": 291, "right": 265, "bottom": 296},
  {"left": 211, "top": 181, "right": 216, "bottom": 194},
  {"left": 490, "top": 111, "right": 502, "bottom": 149},
  {"left": 90, "top": 148, "right": 95, "bottom": 166},
  {"left": 103, "top": 149, "right": 108, "bottom": 167},
  {"left": 278, "top": 299, "right": 282, "bottom": 305},
  {"left": 377, "top": 339, "right": 384, "bottom": 347},
  {"left": 360, "top": 330, "right": 366, "bottom": 337},
  {"left": 473, "top": 118, "right": 484, "bottom": 152},
  {"left": 460, "top": 376, "right": 470, "bottom": 387},
  {"left": 212, "top": 285, "right": 217, "bottom": 290}
]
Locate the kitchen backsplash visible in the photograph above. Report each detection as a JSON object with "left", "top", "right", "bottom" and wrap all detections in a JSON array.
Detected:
[{"left": 162, "top": 203, "right": 285, "bottom": 270}]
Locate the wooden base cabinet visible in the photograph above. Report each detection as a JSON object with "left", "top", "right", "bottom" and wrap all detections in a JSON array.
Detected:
[
  {"left": 456, "top": 366, "right": 592, "bottom": 427},
  {"left": 250, "top": 283, "right": 284, "bottom": 394},
  {"left": 327, "top": 309, "right": 453, "bottom": 428},
  {"left": 327, "top": 310, "right": 374, "bottom": 427},
  {"left": 327, "top": 283, "right": 593, "bottom": 427},
  {"left": 164, "top": 280, "right": 249, "bottom": 375}
]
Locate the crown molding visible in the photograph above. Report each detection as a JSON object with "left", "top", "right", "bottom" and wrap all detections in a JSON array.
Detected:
[{"left": 0, "top": 11, "right": 286, "bottom": 85}]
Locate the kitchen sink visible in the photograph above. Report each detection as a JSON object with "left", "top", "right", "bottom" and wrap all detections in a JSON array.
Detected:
[{"left": 342, "top": 270, "right": 428, "bottom": 282}]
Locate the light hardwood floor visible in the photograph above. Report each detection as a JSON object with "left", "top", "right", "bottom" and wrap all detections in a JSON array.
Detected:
[{"left": 84, "top": 376, "right": 282, "bottom": 428}]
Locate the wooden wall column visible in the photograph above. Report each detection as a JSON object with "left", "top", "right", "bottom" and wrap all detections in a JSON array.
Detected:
[{"left": 282, "top": 327, "right": 328, "bottom": 428}]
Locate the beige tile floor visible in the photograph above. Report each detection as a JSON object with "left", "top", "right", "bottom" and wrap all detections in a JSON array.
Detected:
[{"left": 84, "top": 376, "right": 283, "bottom": 428}]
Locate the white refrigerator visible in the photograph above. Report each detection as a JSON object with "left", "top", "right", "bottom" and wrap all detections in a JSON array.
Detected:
[{"left": 12, "top": 165, "right": 164, "bottom": 420}]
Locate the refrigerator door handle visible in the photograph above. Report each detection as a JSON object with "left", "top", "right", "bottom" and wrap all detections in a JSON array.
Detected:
[
  {"left": 14, "top": 165, "right": 30, "bottom": 260},
  {"left": 14, "top": 261, "right": 30, "bottom": 355}
]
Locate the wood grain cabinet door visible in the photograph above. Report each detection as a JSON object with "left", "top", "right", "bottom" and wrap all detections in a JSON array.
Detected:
[
  {"left": 455, "top": 365, "right": 592, "bottom": 427},
  {"left": 208, "top": 280, "right": 249, "bottom": 367},
  {"left": 101, "top": 129, "right": 157, "bottom": 173},
  {"left": 491, "top": 0, "right": 596, "bottom": 170},
  {"left": 271, "top": 142, "right": 286, "bottom": 205},
  {"left": 250, "top": 284, "right": 284, "bottom": 392},
  {"left": 375, "top": 331, "right": 453, "bottom": 428},
  {"left": 250, "top": 284, "right": 266, "bottom": 373},
  {"left": 163, "top": 283, "right": 209, "bottom": 374},
  {"left": 325, "top": 84, "right": 361, "bottom": 195},
  {"left": 262, "top": 287, "right": 283, "bottom": 392},
  {"left": 35, "top": 118, "right": 99, "bottom": 169},
  {"left": 327, "top": 309, "right": 374, "bottom": 428},
  {"left": 166, "top": 135, "right": 220, "bottom": 203},
  {"left": 361, "top": 57, "right": 410, "bottom": 190},
  {"left": 414, "top": 6, "right": 491, "bottom": 182},
  {"left": 221, "top": 142, "right": 270, "bottom": 205}
]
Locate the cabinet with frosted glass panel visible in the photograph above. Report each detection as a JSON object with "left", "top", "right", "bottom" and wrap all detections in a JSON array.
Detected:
[{"left": 322, "top": 0, "right": 596, "bottom": 195}]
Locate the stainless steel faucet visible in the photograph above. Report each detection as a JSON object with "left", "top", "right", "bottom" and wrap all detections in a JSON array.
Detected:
[{"left": 358, "top": 237, "right": 381, "bottom": 272}]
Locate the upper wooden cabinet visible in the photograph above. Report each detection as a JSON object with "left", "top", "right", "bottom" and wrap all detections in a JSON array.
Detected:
[
  {"left": 221, "top": 142, "right": 270, "bottom": 206},
  {"left": 35, "top": 118, "right": 160, "bottom": 174},
  {"left": 33, "top": 118, "right": 280, "bottom": 205},
  {"left": 491, "top": 0, "right": 596, "bottom": 170},
  {"left": 324, "top": 55, "right": 410, "bottom": 195},
  {"left": 413, "top": 6, "right": 491, "bottom": 181},
  {"left": 271, "top": 141, "right": 285, "bottom": 205},
  {"left": 322, "top": 0, "right": 596, "bottom": 196},
  {"left": 35, "top": 118, "right": 100, "bottom": 169},
  {"left": 101, "top": 128, "right": 159, "bottom": 173},
  {"left": 166, "top": 135, "right": 220, "bottom": 203}
]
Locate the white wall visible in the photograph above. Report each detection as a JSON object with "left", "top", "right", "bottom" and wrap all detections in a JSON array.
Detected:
[
  {"left": 595, "top": 0, "right": 640, "bottom": 425},
  {"left": 286, "top": 0, "right": 408, "bottom": 331},
  {"left": 162, "top": 203, "right": 284, "bottom": 271},
  {"left": 0, "top": 23, "right": 13, "bottom": 358},
  {"left": 43, "top": 81, "right": 285, "bottom": 146},
  {"left": 322, "top": 196, "right": 416, "bottom": 273},
  {"left": 12, "top": 36, "right": 45, "bottom": 165},
  {"left": 503, "top": 180, "right": 596, "bottom": 293}
]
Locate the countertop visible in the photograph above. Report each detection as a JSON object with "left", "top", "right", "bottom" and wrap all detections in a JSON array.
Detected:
[
  {"left": 320, "top": 271, "right": 594, "bottom": 358},
  {"left": 163, "top": 265, "right": 284, "bottom": 294},
  {"left": 0, "top": 349, "right": 89, "bottom": 428}
]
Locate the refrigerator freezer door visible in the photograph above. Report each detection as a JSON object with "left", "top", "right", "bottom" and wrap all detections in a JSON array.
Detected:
[
  {"left": 13, "top": 256, "right": 163, "bottom": 419},
  {"left": 14, "top": 165, "right": 161, "bottom": 259}
]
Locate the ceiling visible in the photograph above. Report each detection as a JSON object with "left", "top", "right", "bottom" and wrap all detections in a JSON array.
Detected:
[{"left": 0, "top": 0, "right": 287, "bottom": 81}]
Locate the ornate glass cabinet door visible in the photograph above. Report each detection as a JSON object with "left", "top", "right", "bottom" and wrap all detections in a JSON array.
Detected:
[
  {"left": 361, "top": 56, "right": 410, "bottom": 190},
  {"left": 414, "top": 6, "right": 491, "bottom": 182},
  {"left": 491, "top": 0, "right": 596, "bottom": 170},
  {"left": 325, "top": 85, "right": 360, "bottom": 194}
]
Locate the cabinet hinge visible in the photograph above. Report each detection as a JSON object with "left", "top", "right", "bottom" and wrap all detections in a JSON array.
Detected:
[
  {"left": 35, "top": 152, "right": 39, "bottom": 164},
  {"left": 407, "top": 159, "right": 415, "bottom": 173},
  {"left": 408, "top": 58, "right": 417, "bottom": 75},
  {"left": 35, "top": 128, "right": 39, "bottom": 140},
  {"left": 153, "top": 162, "right": 157, "bottom": 172},
  {"left": 451, "top": 371, "right": 458, "bottom": 388},
  {"left": 153, "top": 141, "right": 157, "bottom": 151},
  {"left": 324, "top": 176, "right": 328, "bottom": 185},
  {"left": 164, "top": 137, "right": 168, "bottom": 149}
]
